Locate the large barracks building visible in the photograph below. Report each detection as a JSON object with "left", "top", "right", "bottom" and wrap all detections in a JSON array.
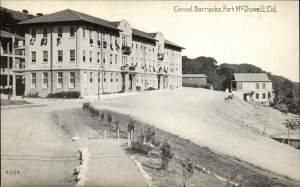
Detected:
[{"left": 18, "top": 9, "right": 184, "bottom": 97}]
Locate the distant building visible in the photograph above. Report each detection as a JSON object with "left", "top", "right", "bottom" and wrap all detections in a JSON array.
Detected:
[
  {"left": 182, "top": 74, "right": 207, "bottom": 87},
  {"left": 0, "top": 30, "right": 26, "bottom": 96},
  {"left": 231, "top": 73, "right": 274, "bottom": 105},
  {"left": 18, "top": 9, "right": 184, "bottom": 97}
]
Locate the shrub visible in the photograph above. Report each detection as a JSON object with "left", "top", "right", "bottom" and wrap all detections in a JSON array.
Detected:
[
  {"left": 26, "top": 92, "right": 40, "bottom": 98},
  {"left": 101, "top": 113, "right": 105, "bottom": 121},
  {"left": 88, "top": 105, "right": 98, "bottom": 117},
  {"left": 83, "top": 102, "right": 91, "bottom": 110},
  {"left": 65, "top": 91, "right": 81, "bottom": 98},
  {"left": 107, "top": 112, "right": 112, "bottom": 124},
  {"left": 147, "top": 87, "right": 156, "bottom": 91},
  {"left": 47, "top": 91, "right": 80, "bottom": 98},
  {"left": 0, "top": 88, "right": 12, "bottom": 95},
  {"left": 114, "top": 120, "right": 120, "bottom": 130},
  {"left": 192, "top": 84, "right": 198, "bottom": 88}
]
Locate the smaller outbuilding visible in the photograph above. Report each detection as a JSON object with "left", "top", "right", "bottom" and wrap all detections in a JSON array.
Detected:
[
  {"left": 182, "top": 74, "right": 207, "bottom": 87},
  {"left": 231, "top": 73, "right": 274, "bottom": 106}
]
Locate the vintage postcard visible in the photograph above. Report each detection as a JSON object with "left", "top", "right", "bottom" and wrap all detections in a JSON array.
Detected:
[{"left": 1, "top": 1, "right": 299, "bottom": 187}]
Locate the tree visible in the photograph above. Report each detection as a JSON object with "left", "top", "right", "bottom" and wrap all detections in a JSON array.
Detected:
[
  {"left": 22, "top": 9, "right": 28, "bottom": 14},
  {"left": 36, "top": 13, "right": 44, "bottom": 17}
]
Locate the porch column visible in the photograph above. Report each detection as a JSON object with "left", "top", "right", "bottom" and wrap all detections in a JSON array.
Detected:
[
  {"left": 6, "top": 75, "right": 10, "bottom": 88},
  {"left": 7, "top": 43, "right": 10, "bottom": 89},
  {"left": 159, "top": 76, "right": 163, "bottom": 89},
  {"left": 12, "top": 74, "right": 16, "bottom": 96},
  {"left": 124, "top": 73, "right": 129, "bottom": 92},
  {"left": 132, "top": 74, "right": 137, "bottom": 91}
]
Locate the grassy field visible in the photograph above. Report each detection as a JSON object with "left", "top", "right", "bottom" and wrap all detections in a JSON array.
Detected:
[
  {"left": 52, "top": 107, "right": 300, "bottom": 187},
  {"left": 1, "top": 99, "right": 31, "bottom": 106}
]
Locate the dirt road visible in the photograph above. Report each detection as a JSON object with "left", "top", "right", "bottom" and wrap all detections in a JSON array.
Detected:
[{"left": 1, "top": 100, "right": 148, "bottom": 187}]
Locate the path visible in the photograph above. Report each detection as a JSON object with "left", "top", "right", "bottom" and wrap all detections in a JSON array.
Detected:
[
  {"left": 1, "top": 100, "right": 148, "bottom": 187},
  {"left": 76, "top": 137, "right": 149, "bottom": 187}
]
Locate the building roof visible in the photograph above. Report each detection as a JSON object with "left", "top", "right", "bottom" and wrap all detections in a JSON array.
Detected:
[
  {"left": 165, "top": 39, "right": 185, "bottom": 49},
  {"left": 18, "top": 9, "right": 119, "bottom": 31},
  {"left": 233, "top": 73, "right": 271, "bottom": 82},
  {"left": 272, "top": 133, "right": 300, "bottom": 140},
  {"left": 132, "top": 28, "right": 157, "bottom": 41},
  {"left": 18, "top": 9, "right": 184, "bottom": 49},
  {"left": 182, "top": 74, "right": 207, "bottom": 78},
  {"left": 1, "top": 30, "right": 24, "bottom": 40}
]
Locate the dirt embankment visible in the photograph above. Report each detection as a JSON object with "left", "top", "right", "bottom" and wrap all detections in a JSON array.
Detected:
[{"left": 52, "top": 107, "right": 300, "bottom": 187}]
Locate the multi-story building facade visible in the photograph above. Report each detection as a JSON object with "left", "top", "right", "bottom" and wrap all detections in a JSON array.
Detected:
[
  {"left": 231, "top": 73, "right": 274, "bottom": 105},
  {"left": 0, "top": 30, "right": 26, "bottom": 96},
  {"left": 18, "top": 9, "right": 184, "bottom": 97}
]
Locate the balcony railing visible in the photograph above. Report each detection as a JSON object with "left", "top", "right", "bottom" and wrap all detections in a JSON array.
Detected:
[
  {"left": 157, "top": 52, "right": 164, "bottom": 60},
  {"left": 103, "top": 41, "right": 107, "bottom": 49},
  {"left": 121, "top": 64, "right": 129, "bottom": 71},
  {"left": 121, "top": 45, "right": 132, "bottom": 55}
]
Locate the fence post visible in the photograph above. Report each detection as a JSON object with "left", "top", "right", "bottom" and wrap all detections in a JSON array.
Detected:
[
  {"left": 117, "top": 129, "right": 119, "bottom": 140},
  {"left": 104, "top": 129, "right": 106, "bottom": 139},
  {"left": 127, "top": 134, "right": 131, "bottom": 146},
  {"left": 90, "top": 130, "right": 93, "bottom": 140}
]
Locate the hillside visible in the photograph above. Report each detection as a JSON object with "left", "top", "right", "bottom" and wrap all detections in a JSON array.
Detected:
[
  {"left": 0, "top": 7, "right": 34, "bottom": 34},
  {"left": 182, "top": 56, "right": 300, "bottom": 114},
  {"left": 92, "top": 88, "right": 300, "bottom": 181}
]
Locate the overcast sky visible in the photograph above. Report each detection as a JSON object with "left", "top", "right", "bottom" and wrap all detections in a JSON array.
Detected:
[{"left": 2, "top": 1, "right": 299, "bottom": 82}]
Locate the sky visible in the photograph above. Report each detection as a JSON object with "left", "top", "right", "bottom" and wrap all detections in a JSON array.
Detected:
[{"left": 2, "top": 1, "right": 299, "bottom": 82}]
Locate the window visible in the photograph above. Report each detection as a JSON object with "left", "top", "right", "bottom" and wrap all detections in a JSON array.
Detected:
[
  {"left": 110, "top": 54, "right": 112, "bottom": 64},
  {"left": 103, "top": 53, "right": 106, "bottom": 63},
  {"left": 237, "top": 82, "right": 242, "bottom": 90},
  {"left": 58, "top": 27, "right": 62, "bottom": 38},
  {"left": 90, "top": 72, "right": 93, "bottom": 83},
  {"left": 262, "top": 83, "right": 266, "bottom": 89},
  {"left": 262, "top": 93, "right": 266, "bottom": 99},
  {"left": 116, "top": 74, "right": 118, "bottom": 82},
  {"left": 83, "top": 72, "right": 87, "bottom": 83},
  {"left": 115, "top": 55, "right": 118, "bottom": 64},
  {"left": 42, "top": 72, "right": 48, "bottom": 88},
  {"left": 82, "top": 27, "right": 86, "bottom": 37},
  {"left": 58, "top": 50, "right": 63, "bottom": 62},
  {"left": 89, "top": 51, "right": 92, "bottom": 62},
  {"left": 70, "top": 50, "right": 75, "bottom": 62},
  {"left": 70, "top": 27, "right": 75, "bottom": 37},
  {"left": 97, "top": 31, "right": 100, "bottom": 40},
  {"left": 57, "top": 72, "right": 63, "bottom": 88},
  {"left": 31, "top": 51, "right": 36, "bottom": 63},
  {"left": 111, "top": 73, "right": 113, "bottom": 82},
  {"left": 104, "top": 73, "right": 107, "bottom": 82},
  {"left": 89, "top": 30, "right": 93, "bottom": 44},
  {"left": 97, "top": 52, "right": 100, "bottom": 63},
  {"left": 98, "top": 73, "right": 101, "bottom": 83},
  {"left": 31, "top": 29, "right": 36, "bottom": 38},
  {"left": 42, "top": 28, "right": 47, "bottom": 38},
  {"left": 69, "top": 72, "right": 75, "bottom": 88},
  {"left": 256, "top": 83, "right": 259, "bottom": 89},
  {"left": 43, "top": 51, "right": 48, "bottom": 62},
  {"left": 31, "top": 73, "right": 36, "bottom": 88},
  {"left": 256, "top": 93, "right": 259, "bottom": 99},
  {"left": 122, "top": 36, "right": 127, "bottom": 46},
  {"left": 83, "top": 50, "right": 86, "bottom": 62}
]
